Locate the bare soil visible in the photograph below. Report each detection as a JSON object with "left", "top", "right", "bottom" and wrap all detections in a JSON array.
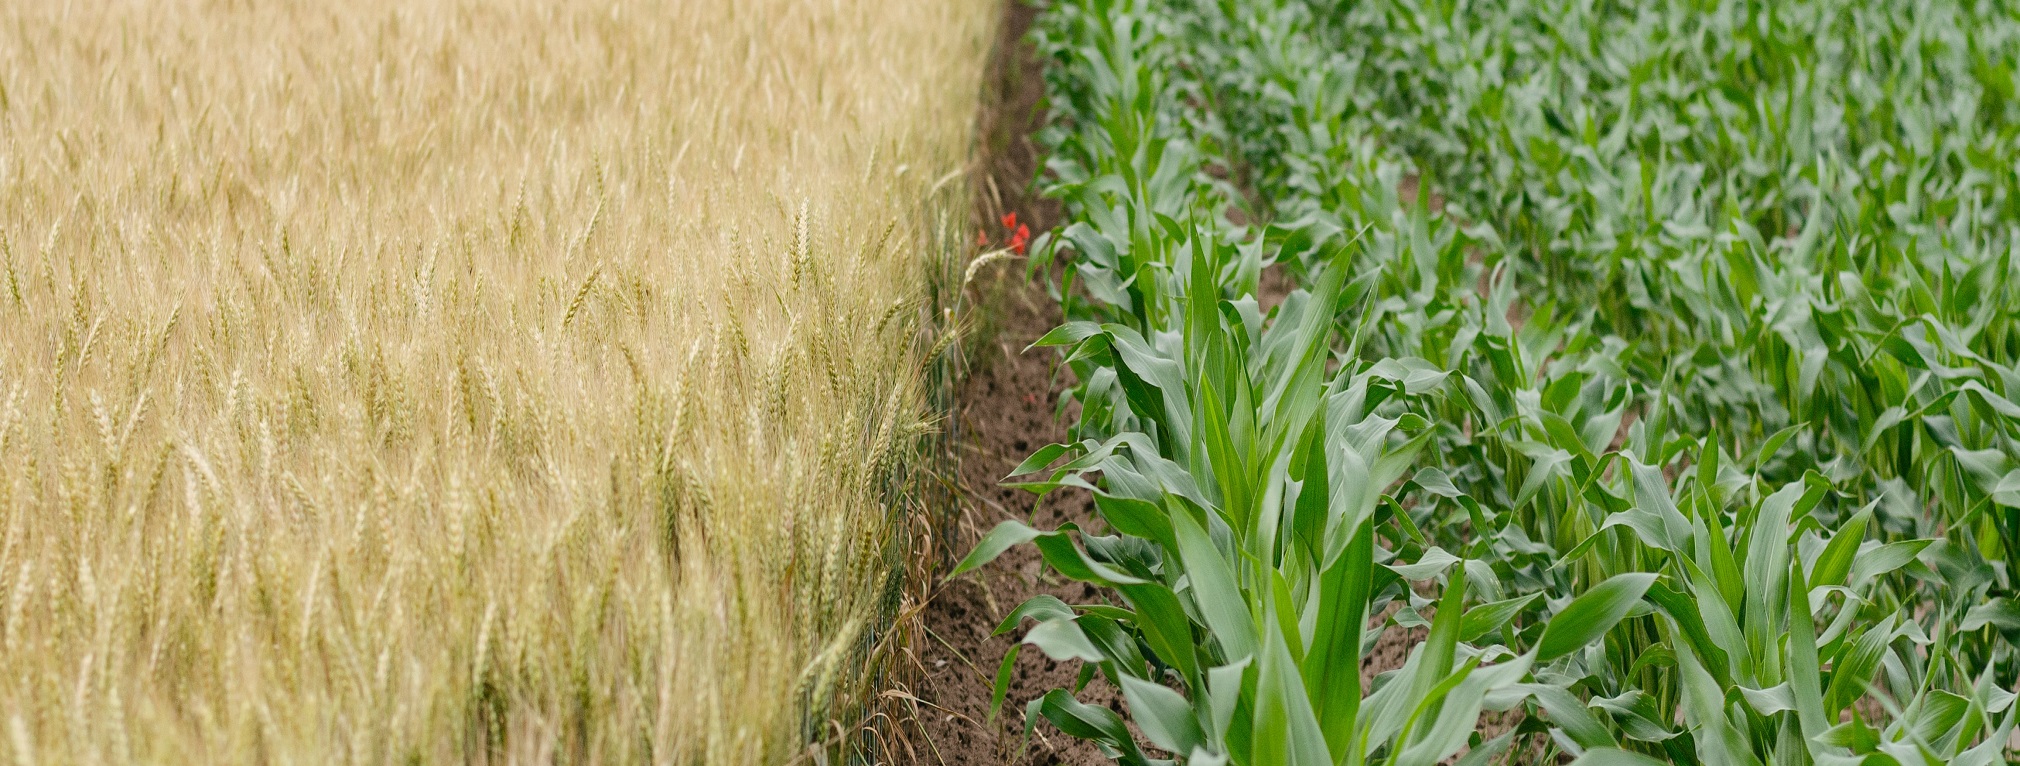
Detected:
[
  {"left": 902, "top": 1, "right": 1112, "bottom": 762},
  {"left": 908, "top": 282, "right": 1118, "bottom": 766}
]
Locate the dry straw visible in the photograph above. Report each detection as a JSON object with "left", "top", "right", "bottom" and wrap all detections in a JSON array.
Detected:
[{"left": 0, "top": 0, "right": 990, "bottom": 762}]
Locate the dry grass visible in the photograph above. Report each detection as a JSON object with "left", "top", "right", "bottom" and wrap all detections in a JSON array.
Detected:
[{"left": 0, "top": 0, "right": 992, "bottom": 762}]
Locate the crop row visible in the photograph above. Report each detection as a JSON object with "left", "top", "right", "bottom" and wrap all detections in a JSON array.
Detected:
[{"left": 955, "top": 1, "right": 2020, "bottom": 764}]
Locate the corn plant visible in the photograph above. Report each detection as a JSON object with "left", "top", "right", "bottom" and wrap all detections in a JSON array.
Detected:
[{"left": 956, "top": 219, "right": 1669, "bottom": 763}]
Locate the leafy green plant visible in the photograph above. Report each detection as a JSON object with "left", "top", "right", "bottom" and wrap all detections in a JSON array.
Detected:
[
  {"left": 967, "top": 0, "right": 2020, "bottom": 762},
  {"left": 956, "top": 230, "right": 1657, "bottom": 764}
]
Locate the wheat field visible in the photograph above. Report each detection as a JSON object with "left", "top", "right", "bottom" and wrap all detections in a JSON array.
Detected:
[{"left": 0, "top": 0, "right": 992, "bottom": 762}]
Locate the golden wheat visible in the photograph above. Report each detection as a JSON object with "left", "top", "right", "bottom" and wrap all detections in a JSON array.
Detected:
[{"left": 0, "top": 0, "right": 990, "bottom": 762}]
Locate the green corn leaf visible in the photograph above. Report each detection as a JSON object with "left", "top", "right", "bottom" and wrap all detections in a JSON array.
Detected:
[
  {"left": 1536, "top": 572, "right": 1658, "bottom": 663},
  {"left": 950, "top": 520, "right": 1042, "bottom": 578},
  {"left": 1951, "top": 682, "right": 2020, "bottom": 766},
  {"left": 1591, "top": 690, "right": 1679, "bottom": 742},
  {"left": 1364, "top": 357, "right": 1450, "bottom": 395},
  {"left": 1754, "top": 423, "right": 1806, "bottom": 473},
  {"left": 1411, "top": 561, "right": 1469, "bottom": 705},
  {"left": 1742, "top": 484, "right": 1804, "bottom": 676},
  {"left": 1269, "top": 571, "right": 1304, "bottom": 662},
  {"left": 1251, "top": 605, "right": 1329, "bottom": 766},
  {"left": 1459, "top": 593, "right": 1540, "bottom": 643},
  {"left": 1260, "top": 262, "right": 1350, "bottom": 448},
  {"left": 1645, "top": 580, "right": 1732, "bottom": 686},
  {"left": 1071, "top": 604, "right": 1135, "bottom": 624},
  {"left": 1739, "top": 683, "right": 1797, "bottom": 716},
  {"left": 1006, "top": 442, "right": 1075, "bottom": 478},
  {"left": 1290, "top": 414, "right": 1331, "bottom": 561},
  {"left": 1618, "top": 456, "right": 1694, "bottom": 552},
  {"left": 1700, "top": 511, "right": 1748, "bottom": 630},
  {"left": 1959, "top": 598, "right": 2020, "bottom": 632},
  {"left": 1810, "top": 502, "right": 1874, "bottom": 590},
  {"left": 993, "top": 595, "right": 1076, "bottom": 635},
  {"left": 1023, "top": 618, "right": 1106, "bottom": 664},
  {"left": 1032, "top": 689, "right": 1148, "bottom": 763},
  {"left": 1119, "top": 674, "right": 1205, "bottom": 755},
  {"left": 1078, "top": 615, "right": 1148, "bottom": 678},
  {"left": 989, "top": 644, "right": 1020, "bottom": 724},
  {"left": 1676, "top": 638, "right": 1760, "bottom": 766},
  {"left": 1389, "top": 546, "right": 1460, "bottom": 581},
  {"left": 1601, "top": 506, "right": 1689, "bottom": 554},
  {"left": 1906, "top": 691, "right": 1972, "bottom": 749},
  {"left": 1117, "top": 582, "right": 1200, "bottom": 684},
  {"left": 1303, "top": 519, "right": 1372, "bottom": 760},
  {"left": 1816, "top": 717, "right": 1881, "bottom": 751},
  {"left": 1092, "top": 492, "right": 1178, "bottom": 552},
  {"left": 1681, "top": 556, "right": 1749, "bottom": 684},
  {"left": 1567, "top": 748, "right": 1671, "bottom": 766},
  {"left": 1029, "top": 320, "right": 1106, "bottom": 349},
  {"left": 1516, "top": 683, "right": 1618, "bottom": 750},
  {"left": 1172, "top": 505, "right": 1256, "bottom": 661},
  {"left": 1786, "top": 559, "right": 1830, "bottom": 757},
  {"left": 1391, "top": 655, "right": 1483, "bottom": 763},
  {"left": 1206, "top": 658, "right": 1250, "bottom": 748},
  {"left": 1031, "top": 525, "right": 1148, "bottom": 585},
  {"left": 1360, "top": 562, "right": 1477, "bottom": 760},
  {"left": 1847, "top": 540, "right": 1934, "bottom": 589},
  {"left": 1107, "top": 324, "right": 1193, "bottom": 455},
  {"left": 1823, "top": 625, "right": 1891, "bottom": 718},
  {"left": 1399, "top": 651, "right": 1533, "bottom": 764},
  {"left": 1196, "top": 368, "right": 1254, "bottom": 532},
  {"left": 1452, "top": 731, "right": 1516, "bottom": 766}
]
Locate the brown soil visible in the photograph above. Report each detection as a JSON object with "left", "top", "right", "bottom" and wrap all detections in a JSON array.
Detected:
[
  {"left": 901, "top": 1, "right": 1110, "bottom": 763},
  {"left": 907, "top": 281, "right": 1117, "bottom": 766}
]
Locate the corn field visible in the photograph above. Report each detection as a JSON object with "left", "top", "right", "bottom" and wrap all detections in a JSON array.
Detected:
[{"left": 957, "top": 0, "right": 2020, "bottom": 764}]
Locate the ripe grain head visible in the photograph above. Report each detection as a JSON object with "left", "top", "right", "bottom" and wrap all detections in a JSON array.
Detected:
[{"left": 0, "top": 0, "right": 991, "bottom": 762}]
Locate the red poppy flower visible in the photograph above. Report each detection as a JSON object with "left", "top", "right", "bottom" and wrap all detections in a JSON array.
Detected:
[
  {"left": 1009, "top": 224, "right": 1031, "bottom": 255},
  {"left": 1001, "top": 212, "right": 1018, "bottom": 230}
]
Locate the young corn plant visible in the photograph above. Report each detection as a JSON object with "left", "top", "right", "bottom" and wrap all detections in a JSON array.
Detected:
[{"left": 957, "top": 224, "right": 1663, "bottom": 764}]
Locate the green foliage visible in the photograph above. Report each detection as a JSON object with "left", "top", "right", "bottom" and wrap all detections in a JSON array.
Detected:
[{"left": 966, "top": 0, "right": 2020, "bottom": 762}]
